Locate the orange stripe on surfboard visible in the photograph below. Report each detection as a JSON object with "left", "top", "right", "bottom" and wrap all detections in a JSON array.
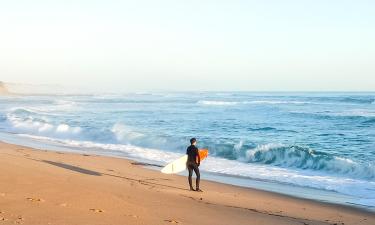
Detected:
[{"left": 197, "top": 149, "right": 208, "bottom": 163}]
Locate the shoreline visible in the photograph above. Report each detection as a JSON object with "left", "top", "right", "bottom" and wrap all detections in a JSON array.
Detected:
[
  {"left": 0, "top": 141, "right": 374, "bottom": 225},
  {"left": 0, "top": 133, "right": 373, "bottom": 212}
]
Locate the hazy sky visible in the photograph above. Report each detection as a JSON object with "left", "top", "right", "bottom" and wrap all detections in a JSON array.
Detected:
[{"left": 1, "top": 0, "right": 374, "bottom": 92}]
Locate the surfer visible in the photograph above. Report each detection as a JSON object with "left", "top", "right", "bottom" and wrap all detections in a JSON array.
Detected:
[{"left": 186, "top": 138, "right": 202, "bottom": 192}]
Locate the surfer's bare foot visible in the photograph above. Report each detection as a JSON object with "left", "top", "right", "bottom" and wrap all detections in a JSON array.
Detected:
[
  {"left": 195, "top": 189, "right": 203, "bottom": 192},
  {"left": 189, "top": 187, "right": 195, "bottom": 191}
]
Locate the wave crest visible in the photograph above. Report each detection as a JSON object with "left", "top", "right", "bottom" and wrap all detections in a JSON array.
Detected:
[
  {"left": 197, "top": 100, "right": 239, "bottom": 106},
  {"left": 110, "top": 123, "right": 182, "bottom": 150},
  {"left": 197, "top": 100, "right": 312, "bottom": 106},
  {"left": 5, "top": 112, "right": 81, "bottom": 138},
  {"left": 340, "top": 97, "right": 375, "bottom": 104},
  {"left": 244, "top": 144, "right": 375, "bottom": 180}
]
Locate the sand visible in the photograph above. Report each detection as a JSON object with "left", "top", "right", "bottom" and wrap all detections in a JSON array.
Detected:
[
  {"left": 0, "top": 141, "right": 373, "bottom": 225},
  {"left": 0, "top": 82, "right": 10, "bottom": 95}
]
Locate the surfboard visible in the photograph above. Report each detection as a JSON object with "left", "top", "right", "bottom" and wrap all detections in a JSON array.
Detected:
[{"left": 161, "top": 149, "right": 208, "bottom": 174}]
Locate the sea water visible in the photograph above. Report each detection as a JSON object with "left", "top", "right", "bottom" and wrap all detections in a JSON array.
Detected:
[{"left": 0, "top": 92, "right": 374, "bottom": 209}]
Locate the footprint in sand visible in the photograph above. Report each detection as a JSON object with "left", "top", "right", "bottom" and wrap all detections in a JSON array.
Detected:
[
  {"left": 89, "top": 209, "right": 104, "bottom": 213},
  {"left": 59, "top": 203, "right": 68, "bottom": 207},
  {"left": 0, "top": 212, "right": 7, "bottom": 221},
  {"left": 164, "top": 219, "right": 180, "bottom": 224},
  {"left": 125, "top": 214, "right": 139, "bottom": 219},
  {"left": 0, "top": 211, "right": 10, "bottom": 222},
  {"left": 26, "top": 198, "right": 45, "bottom": 203},
  {"left": 14, "top": 216, "right": 24, "bottom": 224}
]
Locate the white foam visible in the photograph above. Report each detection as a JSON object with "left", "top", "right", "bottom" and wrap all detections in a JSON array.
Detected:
[
  {"left": 335, "top": 109, "right": 375, "bottom": 117},
  {"left": 245, "top": 143, "right": 284, "bottom": 158},
  {"left": 111, "top": 123, "right": 145, "bottom": 142},
  {"left": 197, "top": 100, "right": 313, "bottom": 106},
  {"left": 246, "top": 100, "right": 310, "bottom": 105},
  {"left": 202, "top": 157, "right": 375, "bottom": 202},
  {"left": 197, "top": 100, "right": 240, "bottom": 106},
  {"left": 9, "top": 99, "right": 77, "bottom": 115},
  {"left": 53, "top": 99, "right": 77, "bottom": 109},
  {"left": 17, "top": 134, "right": 181, "bottom": 164},
  {"left": 291, "top": 109, "right": 375, "bottom": 118},
  {"left": 6, "top": 113, "right": 82, "bottom": 139},
  {"left": 56, "top": 124, "right": 69, "bottom": 132}
]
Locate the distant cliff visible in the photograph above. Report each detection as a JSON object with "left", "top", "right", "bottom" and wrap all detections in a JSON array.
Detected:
[{"left": 0, "top": 81, "right": 10, "bottom": 95}]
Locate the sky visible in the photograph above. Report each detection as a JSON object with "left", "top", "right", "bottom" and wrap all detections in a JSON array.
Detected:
[{"left": 0, "top": 0, "right": 374, "bottom": 92}]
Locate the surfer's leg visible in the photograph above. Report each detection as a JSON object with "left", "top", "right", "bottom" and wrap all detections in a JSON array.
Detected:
[
  {"left": 193, "top": 165, "right": 201, "bottom": 191},
  {"left": 187, "top": 164, "right": 194, "bottom": 190}
]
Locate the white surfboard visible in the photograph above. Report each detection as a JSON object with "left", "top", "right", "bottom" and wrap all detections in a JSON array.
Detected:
[
  {"left": 161, "top": 149, "right": 208, "bottom": 174},
  {"left": 161, "top": 155, "right": 188, "bottom": 174}
]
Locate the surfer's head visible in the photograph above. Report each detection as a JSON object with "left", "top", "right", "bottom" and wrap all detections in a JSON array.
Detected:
[{"left": 190, "top": 138, "right": 197, "bottom": 145}]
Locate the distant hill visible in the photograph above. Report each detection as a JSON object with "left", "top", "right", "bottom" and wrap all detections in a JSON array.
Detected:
[{"left": 0, "top": 81, "right": 10, "bottom": 95}]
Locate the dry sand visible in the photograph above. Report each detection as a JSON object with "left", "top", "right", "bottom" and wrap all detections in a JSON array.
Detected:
[
  {"left": 0, "top": 141, "right": 373, "bottom": 225},
  {"left": 0, "top": 82, "right": 10, "bottom": 95}
]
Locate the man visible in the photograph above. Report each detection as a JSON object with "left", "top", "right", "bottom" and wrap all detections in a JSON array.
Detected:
[{"left": 186, "top": 138, "right": 202, "bottom": 192}]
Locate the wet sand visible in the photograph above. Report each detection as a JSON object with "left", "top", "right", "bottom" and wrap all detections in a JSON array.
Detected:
[{"left": 0, "top": 141, "right": 373, "bottom": 225}]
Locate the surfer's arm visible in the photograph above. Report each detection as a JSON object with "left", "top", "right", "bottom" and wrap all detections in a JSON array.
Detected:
[{"left": 196, "top": 148, "right": 201, "bottom": 166}]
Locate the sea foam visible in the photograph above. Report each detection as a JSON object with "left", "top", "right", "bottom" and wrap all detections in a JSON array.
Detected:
[{"left": 6, "top": 112, "right": 81, "bottom": 139}]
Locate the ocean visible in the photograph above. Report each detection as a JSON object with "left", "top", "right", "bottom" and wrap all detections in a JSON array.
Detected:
[{"left": 0, "top": 92, "right": 374, "bottom": 209}]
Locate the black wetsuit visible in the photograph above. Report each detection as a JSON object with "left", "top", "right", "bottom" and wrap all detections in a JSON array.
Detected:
[{"left": 186, "top": 145, "right": 200, "bottom": 190}]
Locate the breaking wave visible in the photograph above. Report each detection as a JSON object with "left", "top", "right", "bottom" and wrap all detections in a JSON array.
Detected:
[
  {"left": 243, "top": 144, "right": 375, "bottom": 180},
  {"left": 4, "top": 110, "right": 82, "bottom": 139},
  {"left": 197, "top": 100, "right": 240, "bottom": 106},
  {"left": 197, "top": 100, "right": 311, "bottom": 106},
  {"left": 339, "top": 97, "right": 375, "bottom": 104}
]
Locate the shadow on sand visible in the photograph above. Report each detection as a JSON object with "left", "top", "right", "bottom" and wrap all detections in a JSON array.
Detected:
[
  {"left": 36, "top": 158, "right": 187, "bottom": 191},
  {"left": 42, "top": 160, "right": 102, "bottom": 176}
]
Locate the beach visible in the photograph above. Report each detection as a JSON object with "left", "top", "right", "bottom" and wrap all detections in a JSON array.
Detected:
[
  {"left": 1, "top": 92, "right": 374, "bottom": 208},
  {"left": 0, "top": 141, "right": 373, "bottom": 225},
  {"left": 1, "top": 0, "right": 374, "bottom": 224}
]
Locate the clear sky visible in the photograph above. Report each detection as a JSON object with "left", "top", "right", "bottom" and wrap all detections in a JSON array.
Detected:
[{"left": 0, "top": 0, "right": 374, "bottom": 92}]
